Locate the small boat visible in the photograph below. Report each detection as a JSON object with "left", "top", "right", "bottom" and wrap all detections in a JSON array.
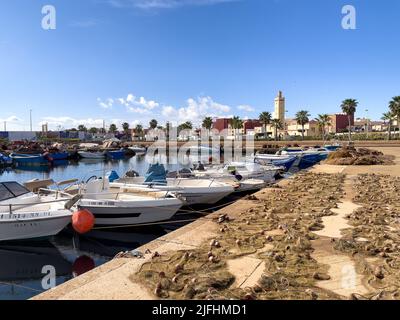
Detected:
[
  {"left": 194, "top": 162, "right": 281, "bottom": 183},
  {"left": 0, "top": 153, "right": 12, "bottom": 167},
  {"left": 112, "top": 164, "right": 235, "bottom": 206},
  {"left": 76, "top": 178, "right": 183, "bottom": 226},
  {"left": 324, "top": 144, "right": 341, "bottom": 152},
  {"left": 78, "top": 151, "right": 106, "bottom": 159},
  {"left": 254, "top": 154, "right": 298, "bottom": 171},
  {"left": 106, "top": 149, "right": 125, "bottom": 160},
  {"left": 278, "top": 148, "right": 330, "bottom": 169},
  {"left": 0, "top": 181, "right": 74, "bottom": 242},
  {"left": 46, "top": 151, "right": 69, "bottom": 161},
  {"left": 128, "top": 145, "right": 147, "bottom": 154},
  {"left": 10, "top": 153, "right": 50, "bottom": 166}
]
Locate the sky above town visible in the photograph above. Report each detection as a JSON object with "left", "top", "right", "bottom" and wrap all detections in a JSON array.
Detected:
[{"left": 0, "top": 0, "right": 399, "bottom": 131}]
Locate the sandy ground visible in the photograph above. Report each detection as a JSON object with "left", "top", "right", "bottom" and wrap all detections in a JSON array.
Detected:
[{"left": 33, "top": 146, "right": 400, "bottom": 300}]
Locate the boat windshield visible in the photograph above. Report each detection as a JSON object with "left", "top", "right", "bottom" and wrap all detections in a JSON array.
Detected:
[{"left": 0, "top": 182, "right": 30, "bottom": 201}]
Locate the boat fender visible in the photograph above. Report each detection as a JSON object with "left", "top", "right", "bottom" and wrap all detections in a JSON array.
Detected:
[{"left": 72, "top": 209, "right": 95, "bottom": 234}]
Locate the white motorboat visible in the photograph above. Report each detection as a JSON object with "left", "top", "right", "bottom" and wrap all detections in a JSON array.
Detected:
[
  {"left": 76, "top": 178, "right": 183, "bottom": 226},
  {"left": 78, "top": 151, "right": 106, "bottom": 159},
  {"left": 0, "top": 181, "right": 73, "bottom": 242},
  {"left": 194, "top": 162, "right": 281, "bottom": 183},
  {"left": 113, "top": 176, "right": 235, "bottom": 206}
]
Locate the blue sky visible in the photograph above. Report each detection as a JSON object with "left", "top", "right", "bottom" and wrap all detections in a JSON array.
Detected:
[{"left": 0, "top": 0, "right": 399, "bottom": 130}]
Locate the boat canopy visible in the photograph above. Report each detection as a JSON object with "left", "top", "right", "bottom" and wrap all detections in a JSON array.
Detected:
[
  {"left": 144, "top": 163, "right": 167, "bottom": 185},
  {"left": 0, "top": 182, "right": 30, "bottom": 202}
]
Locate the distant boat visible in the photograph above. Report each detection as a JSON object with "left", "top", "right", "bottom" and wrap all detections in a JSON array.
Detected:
[
  {"left": 78, "top": 151, "right": 106, "bottom": 159},
  {"left": 10, "top": 153, "right": 50, "bottom": 166},
  {"left": 46, "top": 151, "right": 69, "bottom": 161},
  {"left": 0, "top": 153, "right": 12, "bottom": 167},
  {"left": 254, "top": 154, "right": 298, "bottom": 171},
  {"left": 106, "top": 149, "right": 125, "bottom": 160},
  {"left": 128, "top": 146, "right": 146, "bottom": 154}
]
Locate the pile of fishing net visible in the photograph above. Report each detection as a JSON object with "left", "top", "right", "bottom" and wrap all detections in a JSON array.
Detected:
[
  {"left": 132, "top": 172, "right": 345, "bottom": 300},
  {"left": 325, "top": 147, "right": 392, "bottom": 166},
  {"left": 334, "top": 174, "right": 400, "bottom": 300}
]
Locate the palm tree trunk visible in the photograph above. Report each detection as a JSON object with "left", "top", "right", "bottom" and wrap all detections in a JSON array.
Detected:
[
  {"left": 388, "top": 122, "right": 391, "bottom": 141},
  {"left": 301, "top": 124, "right": 305, "bottom": 140}
]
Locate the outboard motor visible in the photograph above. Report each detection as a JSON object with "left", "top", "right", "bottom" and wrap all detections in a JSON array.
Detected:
[{"left": 125, "top": 170, "right": 140, "bottom": 177}]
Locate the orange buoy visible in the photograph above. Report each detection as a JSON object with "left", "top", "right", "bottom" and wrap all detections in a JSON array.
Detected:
[
  {"left": 72, "top": 209, "right": 95, "bottom": 234},
  {"left": 72, "top": 255, "right": 95, "bottom": 277}
]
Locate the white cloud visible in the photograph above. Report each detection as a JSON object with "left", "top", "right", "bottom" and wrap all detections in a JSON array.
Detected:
[
  {"left": 237, "top": 104, "right": 255, "bottom": 112},
  {"left": 0, "top": 116, "right": 22, "bottom": 122},
  {"left": 162, "top": 96, "right": 231, "bottom": 124},
  {"left": 98, "top": 98, "right": 114, "bottom": 109},
  {"left": 108, "top": 0, "right": 239, "bottom": 10},
  {"left": 115, "top": 93, "right": 160, "bottom": 113}
]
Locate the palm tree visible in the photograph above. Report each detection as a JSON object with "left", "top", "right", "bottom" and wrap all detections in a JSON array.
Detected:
[
  {"left": 135, "top": 124, "right": 144, "bottom": 140},
  {"left": 122, "top": 122, "right": 130, "bottom": 134},
  {"left": 202, "top": 117, "right": 213, "bottom": 136},
  {"left": 389, "top": 96, "right": 400, "bottom": 137},
  {"left": 259, "top": 112, "right": 272, "bottom": 138},
  {"left": 382, "top": 111, "right": 395, "bottom": 141},
  {"left": 89, "top": 127, "right": 98, "bottom": 134},
  {"left": 149, "top": 119, "right": 158, "bottom": 130},
  {"left": 295, "top": 110, "right": 311, "bottom": 140},
  {"left": 341, "top": 99, "right": 358, "bottom": 141},
  {"left": 178, "top": 121, "right": 193, "bottom": 133},
  {"left": 271, "top": 119, "right": 283, "bottom": 141},
  {"left": 229, "top": 116, "right": 243, "bottom": 140},
  {"left": 77, "top": 124, "right": 87, "bottom": 132},
  {"left": 109, "top": 123, "right": 117, "bottom": 134},
  {"left": 315, "top": 114, "right": 331, "bottom": 143}
]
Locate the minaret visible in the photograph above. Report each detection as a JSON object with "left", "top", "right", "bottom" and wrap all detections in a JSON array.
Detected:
[{"left": 274, "top": 91, "right": 285, "bottom": 125}]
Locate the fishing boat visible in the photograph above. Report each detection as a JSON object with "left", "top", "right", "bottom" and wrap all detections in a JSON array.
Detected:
[
  {"left": 78, "top": 151, "right": 106, "bottom": 159},
  {"left": 277, "top": 147, "right": 330, "bottom": 169},
  {"left": 0, "top": 181, "right": 74, "bottom": 242},
  {"left": 46, "top": 151, "right": 69, "bottom": 161},
  {"left": 0, "top": 153, "right": 12, "bottom": 167},
  {"left": 193, "top": 162, "right": 281, "bottom": 183},
  {"left": 76, "top": 178, "right": 183, "bottom": 226},
  {"left": 128, "top": 145, "right": 147, "bottom": 155},
  {"left": 10, "top": 153, "right": 50, "bottom": 166},
  {"left": 106, "top": 149, "right": 126, "bottom": 160},
  {"left": 254, "top": 154, "right": 298, "bottom": 171},
  {"left": 112, "top": 164, "right": 235, "bottom": 206}
]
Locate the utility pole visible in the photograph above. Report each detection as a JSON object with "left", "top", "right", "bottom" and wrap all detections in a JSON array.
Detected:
[
  {"left": 365, "top": 109, "right": 369, "bottom": 138},
  {"left": 29, "top": 109, "right": 33, "bottom": 132}
]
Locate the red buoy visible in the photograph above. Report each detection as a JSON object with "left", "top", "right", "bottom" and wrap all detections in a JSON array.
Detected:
[
  {"left": 72, "top": 255, "right": 95, "bottom": 277},
  {"left": 72, "top": 209, "right": 95, "bottom": 234}
]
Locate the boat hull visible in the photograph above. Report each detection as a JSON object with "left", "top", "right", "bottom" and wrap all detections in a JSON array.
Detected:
[
  {"left": 78, "top": 151, "right": 105, "bottom": 159},
  {"left": 78, "top": 201, "right": 182, "bottom": 226},
  {"left": 10, "top": 153, "right": 49, "bottom": 166},
  {"left": 0, "top": 213, "right": 71, "bottom": 242}
]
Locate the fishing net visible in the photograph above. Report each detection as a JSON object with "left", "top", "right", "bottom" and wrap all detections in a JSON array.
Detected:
[
  {"left": 334, "top": 174, "right": 400, "bottom": 300},
  {"left": 325, "top": 147, "right": 394, "bottom": 166},
  {"left": 132, "top": 172, "right": 347, "bottom": 300}
]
